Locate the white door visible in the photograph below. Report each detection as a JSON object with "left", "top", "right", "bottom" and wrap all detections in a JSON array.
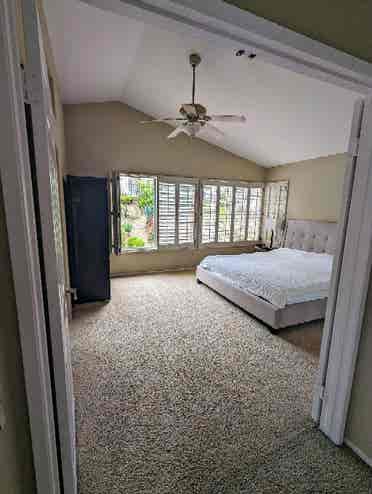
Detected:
[
  {"left": 22, "top": 1, "right": 77, "bottom": 493},
  {"left": 313, "top": 97, "right": 372, "bottom": 446}
]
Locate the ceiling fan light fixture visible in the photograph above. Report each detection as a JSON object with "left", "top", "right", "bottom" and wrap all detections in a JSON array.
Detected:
[{"left": 140, "top": 53, "right": 246, "bottom": 140}]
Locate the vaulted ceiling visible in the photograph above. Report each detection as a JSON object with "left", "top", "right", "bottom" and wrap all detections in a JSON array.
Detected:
[
  {"left": 43, "top": 0, "right": 360, "bottom": 167},
  {"left": 225, "top": 0, "right": 372, "bottom": 64}
]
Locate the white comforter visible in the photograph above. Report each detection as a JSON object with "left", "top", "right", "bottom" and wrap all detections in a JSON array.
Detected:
[{"left": 199, "top": 248, "right": 333, "bottom": 308}]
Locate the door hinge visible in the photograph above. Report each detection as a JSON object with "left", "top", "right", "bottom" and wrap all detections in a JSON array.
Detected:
[
  {"left": 20, "top": 65, "right": 41, "bottom": 104},
  {"left": 348, "top": 137, "right": 360, "bottom": 158},
  {"left": 20, "top": 64, "right": 30, "bottom": 103},
  {"left": 65, "top": 287, "right": 78, "bottom": 301},
  {"left": 319, "top": 384, "right": 326, "bottom": 402}
]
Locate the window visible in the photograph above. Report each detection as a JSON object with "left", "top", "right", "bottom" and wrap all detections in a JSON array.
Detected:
[
  {"left": 233, "top": 187, "right": 249, "bottom": 242},
  {"left": 178, "top": 183, "right": 196, "bottom": 244},
  {"left": 218, "top": 186, "right": 234, "bottom": 242},
  {"left": 248, "top": 187, "right": 263, "bottom": 241},
  {"left": 262, "top": 181, "right": 289, "bottom": 246},
  {"left": 201, "top": 185, "right": 217, "bottom": 243},
  {"left": 120, "top": 175, "right": 156, "bottom": 251},
  {"left": 112, "top": 173, "right": 267, "bottom": 254},
  {"left": 158, "top": 178, "right": 197, "bottom": 247},
  {"left": 201, "top": 182, "right": 264, "bottom": 245}
]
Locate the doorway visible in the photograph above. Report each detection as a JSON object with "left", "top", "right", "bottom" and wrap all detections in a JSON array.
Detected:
[{"left": 2, "top": 0, "right": 372, "bottom": 493}]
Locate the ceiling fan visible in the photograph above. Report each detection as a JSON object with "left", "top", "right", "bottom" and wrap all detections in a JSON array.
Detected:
[{"left": 140, "top": 53, "right": 247, "bottom": 139}]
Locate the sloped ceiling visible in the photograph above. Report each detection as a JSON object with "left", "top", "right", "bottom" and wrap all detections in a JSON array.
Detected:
[
  {"left": 43, "top": 0, "right": 360, "bottom": 167},
  {"left": 224, "top": 0, "right": 372, "bottom": 64}
]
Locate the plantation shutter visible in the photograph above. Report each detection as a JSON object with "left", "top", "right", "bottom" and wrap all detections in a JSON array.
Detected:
[
  {"left": 111, "top": 171, "right": 121, "bottom": 255},
  {"left": 218, "top": 186, "right": 234, "bottom": 242},
  {"left": 158, "top": 179, "right": 197, "bottom": 247},
  {"left": 201, "top": 184, "right": 218, "bottom": 243},
  {"left": 158, "top": 181, "right": 176, "bottom": 246},
  {"left": 262, "top": 181, "right": 288, "bottom": 246},
  {"left": 178, "top": 183, "right": 196, "bottom": 245},
  {"left": 247, "top": 187, "right": 263, "bottom": 241},
  {"left": 233, "top": 186, "right": 249, "bottom": 242}
]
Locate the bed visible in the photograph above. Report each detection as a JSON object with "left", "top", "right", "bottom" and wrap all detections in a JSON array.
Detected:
[{"left": 196, "top": 220, "right": 338, "bottom": 330}]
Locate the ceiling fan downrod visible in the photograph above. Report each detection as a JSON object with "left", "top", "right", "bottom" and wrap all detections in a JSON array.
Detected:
[{"left": 190, "top": 53, "right": 201, "bottom": 105}]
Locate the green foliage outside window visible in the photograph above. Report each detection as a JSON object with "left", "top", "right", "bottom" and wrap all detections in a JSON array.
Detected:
[
  {"left": 127, "top": 237, "right": 145, "bottom": 248},
  {"left": 137, "top": 180, "right": 154, "bottom": 211}
]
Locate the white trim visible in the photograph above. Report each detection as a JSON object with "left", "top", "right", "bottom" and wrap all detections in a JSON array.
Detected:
[
  {"left": 345, "top": 439, "right": 372, "bottom": 469},
  {"left": 0, "top": 0, "right": 61, "bottom": 493},
  {"left": 312, "top": 99, "right": 364, "bottom": 424},
  {"left": 21, "top": 0, "right": 77, "bottom": 491},
  {"left": 319, "top": 97, "right": 372, "bottom": 445},
  {"left": 82, "top": 0, "right": 372, "bottom": 94}
]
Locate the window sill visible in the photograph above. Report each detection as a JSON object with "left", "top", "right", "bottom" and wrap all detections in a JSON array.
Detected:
[
  {"left": 117, "top": 242, "right": 259, "bottom": 255},
  {"left": 199, "top": 241, "right": 258, "bottom": 249},
  {"left": 120, "top": 247, "right": 158, "bottom": 255}
]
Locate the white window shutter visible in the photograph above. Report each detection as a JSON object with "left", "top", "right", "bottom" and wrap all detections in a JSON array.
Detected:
[
  {"left": 218, "top": 186, "right": 234, "bottom": 242},
  {"left": 178, "top": 184, "right": 195, "bottom": 245},
  {"left": 201, "top": 185, "right": 218, "bottom": 243},
  {"left": 247, "top": 187, "right": 263, "bottom": 241},
  {"left": 262, "top": 182, "right": 288, "bottom": 246},
  {"left": 233, "top": 187, "right": 249, "bottom": 242},
  {"left": 158, "top": 182, "right": 176, "bottom": 246}
]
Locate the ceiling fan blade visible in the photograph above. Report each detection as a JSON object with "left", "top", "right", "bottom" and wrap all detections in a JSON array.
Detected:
[
  {"left": 167, "top": 125, "right": 190, "bottom": 139},
  {"left": 200, "top": 123, "right": 225, "bottom": 139},
  {"left": 140, "top": 118, "right": 187, "bottom": 124},
  {"left": 208, "top": 115, "right": 246, "bottom": 123}
]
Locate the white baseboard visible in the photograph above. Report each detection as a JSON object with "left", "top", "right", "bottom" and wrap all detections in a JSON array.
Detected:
[
  {"left": 110, "top": 266, "right": 196, "bottom": 278},
  {"left": 345, "top": 439, "right": 372, "bottom": 468}
]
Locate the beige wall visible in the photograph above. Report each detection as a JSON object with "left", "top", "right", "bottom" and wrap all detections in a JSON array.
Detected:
[
  {"left": 64, "top": 101, "right": 265, "bottom": 274},
  {"left": 266, "top": 154, "right": 347, "bottom": 223},
  {"left": 345, "top": 271, "right": 372, "bottom": 459}
]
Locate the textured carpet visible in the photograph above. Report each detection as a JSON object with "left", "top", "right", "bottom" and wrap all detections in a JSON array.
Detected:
[{"left": 71, "top": 272, "right": 372, "bottom": 493}]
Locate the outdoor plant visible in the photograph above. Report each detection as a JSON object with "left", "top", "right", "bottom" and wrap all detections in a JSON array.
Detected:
[
  {"left": 121, "top": 194, "right": 135, "bottom": 206},
  {"left": 138, "top": 181, "right": 154, "bottom": 211},
  {"left": 127, "top": 236, "right": 145, "bottom": 248},
  {"left": 121, "top": 194, "right": 135, "bottom": 219}
]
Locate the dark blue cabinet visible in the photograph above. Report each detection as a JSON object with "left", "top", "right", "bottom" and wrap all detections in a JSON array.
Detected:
[{"left": 64, "top": 176, "right": 111, "bottom": 303}]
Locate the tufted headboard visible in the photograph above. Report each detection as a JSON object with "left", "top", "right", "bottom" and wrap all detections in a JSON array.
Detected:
[{"left": 284, "top": 220, "right": 338, "bottom": 255}]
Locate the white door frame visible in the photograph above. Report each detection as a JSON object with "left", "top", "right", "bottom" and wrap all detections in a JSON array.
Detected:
[
  {"left": 0, "top": 0, "right": 61, "bottom": 493},
  {"left": 2, "top": 0, "right": 372, "bottom": 492},
  {"left": 318, "top": 97, "right": 372, "bottom": 445},
  {"left": 311, "top": 99, "right": 365, "bottom": 425}
]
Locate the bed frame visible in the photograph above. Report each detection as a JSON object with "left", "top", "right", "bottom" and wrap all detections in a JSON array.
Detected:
[{"left": 196, "top": 220, "right": 338, "bottom": 330}]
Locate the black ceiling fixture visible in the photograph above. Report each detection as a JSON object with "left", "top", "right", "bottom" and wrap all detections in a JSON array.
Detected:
[{"left": 235, "top": 50, "right": 257, "bottom": 59}]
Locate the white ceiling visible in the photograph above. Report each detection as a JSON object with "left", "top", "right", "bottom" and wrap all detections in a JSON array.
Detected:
[{"left": 43, "top": 0, "right": 360, "bottom": 167}]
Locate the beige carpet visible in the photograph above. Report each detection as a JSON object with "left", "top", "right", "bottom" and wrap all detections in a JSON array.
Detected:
[{"left": 71, "top": 272, "right": 372, "bottom": 493}]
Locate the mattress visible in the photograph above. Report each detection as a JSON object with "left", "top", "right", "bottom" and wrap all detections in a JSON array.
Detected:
[{"left": 199, "top": 248, "right": 333, "bottom": 308}]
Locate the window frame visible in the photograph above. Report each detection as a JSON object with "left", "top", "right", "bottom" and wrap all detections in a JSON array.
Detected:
[
  {"left": 199, "top": 179, "right": 265, "bottom": 248},
  {"left": 113, "top": 171, "right": 266, "bottom": 254},
  {"left": 117, "top": 172, "right": 158, "bottom": 254}
]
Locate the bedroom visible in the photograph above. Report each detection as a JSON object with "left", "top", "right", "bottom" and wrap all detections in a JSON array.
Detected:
[{"left": 7, "top": 0, "right": 372, "bottom": 493}]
